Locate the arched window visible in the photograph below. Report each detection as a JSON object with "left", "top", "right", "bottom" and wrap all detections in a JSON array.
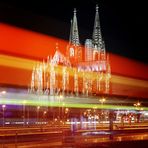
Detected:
[
  {"left": 70, "top": 47, "right": 75, "bottom": 57},
  {"left": 93, "top": 50, "right": 99, "bottom": 61}
]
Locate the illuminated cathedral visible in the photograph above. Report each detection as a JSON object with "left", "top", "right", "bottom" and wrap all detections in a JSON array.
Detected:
[{"left": 29, "top": 5, "right": 111, "bottom": 97}]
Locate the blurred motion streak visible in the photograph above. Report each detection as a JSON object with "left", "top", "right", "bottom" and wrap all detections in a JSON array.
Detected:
[
  {"left": 0, "top": 54, "right": 148, "bottom": 89},
  {"left": 0, "top": 96, "right": 148, "bottom": 110},
  {"left": 0, "top": 23, "right": 148, "bottom": 79},
  {"left": 0, "top": 23, "right": 148, "bottom": 98},
  {"left": 0, "top": 23, "right": 67, "bottom": 59},
  {"left": 0, "top": 54, "right": 35, "bottom": 70}
]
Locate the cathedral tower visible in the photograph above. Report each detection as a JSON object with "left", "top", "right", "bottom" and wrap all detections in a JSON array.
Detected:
[
  {"left": 92, "top": 5, "right": 106, "bottom": 60},
  {"left": 67, "top": 8, "right": 82, "bottom": 65}
]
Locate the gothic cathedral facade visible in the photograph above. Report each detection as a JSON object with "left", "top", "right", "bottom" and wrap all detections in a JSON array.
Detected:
[{"left": 30, "top": 5, "right": 111, "bottom": 97}]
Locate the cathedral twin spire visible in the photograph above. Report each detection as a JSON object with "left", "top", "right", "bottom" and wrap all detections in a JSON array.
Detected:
[
  {"left": 69, "top": 8, "right": 80, "bottom": 46},
  {"left": 30, "top": 5, "right": 110, "bottom": 96},
  {"left": 92, "top": 5, "right": 103, "bottom": 50},
  {"left": 69, "top": 4, "right": 104, "bottom": 52}
]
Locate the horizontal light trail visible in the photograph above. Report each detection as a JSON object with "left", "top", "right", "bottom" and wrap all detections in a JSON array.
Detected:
[
  {"left": 111, "top": 75, "right": 148, "bottom": 88},
  {"left": 0, "top": 97, "right": 147, "bottom": 111},
  {"left": 1, "top": 23, "right": 148, "bottom": 81},
  {"left": 0, "top": 54, "right": 148, "bottom": 89},
  {"left": 0, "top": 91, "right": 148, "bottom": 111},
  {"left": 0, "top": 23, "right": 67, "bottom": 59},
  {"left": 0, "top": 54, "right": 36, "bottom": 70}
]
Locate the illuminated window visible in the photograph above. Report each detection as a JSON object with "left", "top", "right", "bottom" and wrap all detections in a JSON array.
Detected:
[{"left": 70, "top": 47, "right": 74, "bottom": 57}]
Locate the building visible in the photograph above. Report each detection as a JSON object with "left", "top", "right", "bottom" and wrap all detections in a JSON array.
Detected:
[{"left": 29, "top": 5, "right": 111, "bottom": 97}]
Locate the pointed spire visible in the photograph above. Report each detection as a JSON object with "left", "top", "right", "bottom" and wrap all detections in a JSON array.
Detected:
[
  {"left": 96, "top": 4, "right": 99, "bottom": 12},
  {"left": 92, "top": 4, "right": 103, "bottom": 50},
  {"left": 69, "top": 19, "right": 73, "bottom": 44},
  {"left": 70, "top": 8, "right": 80, "bottom": 46}
]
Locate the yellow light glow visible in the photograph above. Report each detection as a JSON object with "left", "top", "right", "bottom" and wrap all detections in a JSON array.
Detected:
[{"left": 1, "top": 54, "right": 148, "bottom": 89}]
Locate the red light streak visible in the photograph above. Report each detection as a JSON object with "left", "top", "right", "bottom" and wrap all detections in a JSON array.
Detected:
[{"left": 0, "top": 23, "right": 148, "bottom": 98}]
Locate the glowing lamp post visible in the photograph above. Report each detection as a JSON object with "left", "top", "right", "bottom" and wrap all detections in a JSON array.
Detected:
[
  {"left": 134, "top": 101, "right": 141, "bottom": 123},
  {"left": 1, "top": 91, "right": 6, "bottom": 94},
  {"left": 37, "top": 106, "right": 40, "bottom": 125},
  {"left": 2, "top": 104, "right": 6, "bottom": 127},
  {"left": 23, "top": 100, "right": 27, "bottom": 126},
  {"left": 58, "top": 94, "right": 63, "bottom": 120},
  {"left": 43, "top": 111, "right": 47, "bottom": 122},
  {"left": 99, "top": 98, "right": 106, "bottom": 105},
  {"left": 99, "top": 97, "right": 106, "bottom": 125},
  {"left": 65, "top": 108, "right": 69, "bottom": 121},
  {"left": 134, "top": 102, "right": 141, "bottom": 108}
]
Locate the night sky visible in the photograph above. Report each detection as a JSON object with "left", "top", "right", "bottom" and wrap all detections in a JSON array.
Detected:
[{"left": 0, "top": 0, "right": 147, "bottom": 63}]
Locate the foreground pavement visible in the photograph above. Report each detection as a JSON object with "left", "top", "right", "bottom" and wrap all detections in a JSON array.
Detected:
[{"left": 0, "top": 130, "right": 148, "bottom": 148}]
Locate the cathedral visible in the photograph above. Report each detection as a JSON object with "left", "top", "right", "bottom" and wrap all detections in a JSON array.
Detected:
[{"left": 30, "top": 5, "right": 111, "bottom": 97}]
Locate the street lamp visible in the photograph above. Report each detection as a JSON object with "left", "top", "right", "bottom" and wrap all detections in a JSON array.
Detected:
[
  {"left": 99, "top": 97, "right": 106, "bottom": 125},
  {"left": 99, "top": 98, "right": 106, "bottom": 105},
  {"left": 134, "top": 102, "right": 141, "bottom": 107},
  {"left": 65, "top": 108, "right": 69, "bottom": 113},
  {"left": 2, "top": 104, "right": 6, "bottom": 127},
  {"left": 1, "top": 91, "right": 6, "bottom": 94},
  {"left": 134, "top": 101, "right": 141, "bottom": 123},
  {"left": 27, "top": 106, "right": 30, "bottom": 126},
  {"left": 43, "top": 111, "right": 47, "bottom": 123},
  {"left": 37, "top": 106, "right": 40, "bottom": 125},
  {"left": 23, "top": 100, "right": 26, "bottom": 126},
  {"left": 0, "top": 91, "right": 6, "bottom": 127},
  {"left": 65, "top": 108, "right": 69, "bottom": 121},
  {"left": 58, "top": 94, "right": 63, "bottom": 121}
]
